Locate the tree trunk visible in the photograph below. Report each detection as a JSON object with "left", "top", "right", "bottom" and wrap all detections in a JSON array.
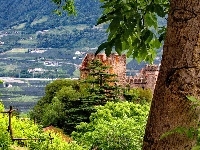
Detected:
[{"left": 143, "top": 0, "right": 200, "bottom": 149}]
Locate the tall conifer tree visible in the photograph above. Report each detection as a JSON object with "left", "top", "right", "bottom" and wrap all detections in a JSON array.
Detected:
[{"left": 81, "top": 59, "right": 120, "bottom": 115}]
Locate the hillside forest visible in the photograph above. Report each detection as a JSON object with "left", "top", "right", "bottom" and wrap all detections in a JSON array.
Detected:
[
  {"left": 0, "top": 0, "right": 163, "bottom": 78},
  {"left": 0, "top": 0, "right": 106, "bottom": 78}
]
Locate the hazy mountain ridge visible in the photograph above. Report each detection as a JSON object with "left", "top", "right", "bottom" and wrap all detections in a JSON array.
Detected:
[
  {"left": 0, "top": 0, "right": 54, "bottom": 29},
  {"left": 0, "top": 0, "right": 163, "bottom": 79},
  {"left": 0, "top": 0, "right": 102, "bottom": 31}
]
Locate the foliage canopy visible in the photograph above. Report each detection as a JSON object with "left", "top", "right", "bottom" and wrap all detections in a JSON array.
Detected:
[
  {"left": 83, "top": 59, "right": 120, "bottom": 104},
  {"left": 52, "top": 0, "right": 169, "bottom": 62},
  {"left": 31, "top": 59, "right": 121, "bottom": 135},
  {"left": 72, "top": 101, "right": 150, "bottom": 150},
  {"left": 0, "top": 102, "right": 84, "bottom": 150}
]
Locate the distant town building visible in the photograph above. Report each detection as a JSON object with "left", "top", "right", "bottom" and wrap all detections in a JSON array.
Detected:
[
  {"left": 27, "top": 48, "right": 46, "bottom": 53},
  {"left": 75, "top": 51, "right": 81, "bottom": 55},
  {"left": 0, "top": 41, "right": 4, "bottom": 45},
  {"left": 43, "top": 61, "right": 60, "bottom": 66},
  {"left": 28, "top": 68, "right": 46, "bottom": 73}
]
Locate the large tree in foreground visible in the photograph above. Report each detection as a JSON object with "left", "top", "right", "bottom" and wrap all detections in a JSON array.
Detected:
[
  {"left": 143, "top": 1, "right": 200, "bottom": 149},
  {"left": 52, "top": 0, "right": 200, "bottom": 149}
]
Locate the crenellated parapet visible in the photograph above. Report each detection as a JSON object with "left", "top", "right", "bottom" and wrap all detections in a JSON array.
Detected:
[
  {"left": 79, "top": 53, "right": 159, "bottom": 92},
  {"left": 126, "top": 64, "right": 159, "bottom": 91},
  {"left": 144, "top": 64, "right": 159, "bottom": 71},
  {"left": 126, "top": 76, "right": 147, "bottom": 84},
  {"left": 80, "top": 53, "right": 126, "bottom": 85}
]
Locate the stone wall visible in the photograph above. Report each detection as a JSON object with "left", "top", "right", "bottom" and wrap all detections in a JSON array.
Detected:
[
  {"left": 79, "top": 53, "right": 126, "bottom": 85},
  {"left": 80, "top": 53, "right": 159, "bottom": 92},
  {"left": 126, "top": 64, "right": 159, "bottom": 92}
]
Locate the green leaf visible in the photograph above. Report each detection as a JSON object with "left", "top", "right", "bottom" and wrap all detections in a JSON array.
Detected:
[
  {"left": 97, "top": 10, "right": 118, "bottom": 25},
  {"left": 52, "top": 0, "right": 61, "bottom": 5},
  {"left": 192, "top": 146, "right": 200, "bottom": 150},
  {"left": 62, "top": 0, "right": 76, "bottom": 15},
  {"left": 95, "top": 42, "right": 108, "bottom": 56},
  {"left": 97, "top": 15, "right": 108, "bottom": 25},
  {"left": 141, "top": 30, "right": 151, "bottom": 42},
  {"left": 145, "top": 31, "right": 154, "bottom": 44},
  {"left": 151, "top": 39, "right": 161, "bottom": 49},
  {"left": 154, "top": 4, "right": 166, "bottom": 17},
  {"left": 136, "top": 18, "right": 142, "bottom": 36},
  {"left": 161, "top": 126, "right": 197, "bottom": 140},
  {"left": 146, "top": 4, "right": 154, "bottom": 12},
  {"left": 115, "top": 37, "right": 122, "bottom": 55},
  {"left": 159, "top": 33, "right": 165, "bottom": 42},
  {"left": 126, "top": 48, "right": 133, "bottom": 58},
  {"left": 186, "top": 128, "right": 196, "bottom": 139},
  {"left": 144, "top": 13, "right": 157, "bottom": 29},
  {"left": 108, "top": 19, "right": 120, "bottom": 41},
  {"left": 138, "top": 43, "right": 148, "bottom": 62},
  {"left": 186, "top": 96, "right": 198, "bottom": 102},
  {"left": 53, "top": 9, "right": 62, "bottom": 16},
  {"left": 121, "top": 40, "right": 129, "bottom": 50},
  {"left": 105, "top": 45, "right": 112, "bottom": 56}
]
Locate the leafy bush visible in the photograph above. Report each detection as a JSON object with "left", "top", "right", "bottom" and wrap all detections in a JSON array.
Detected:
[
  {"left": 0, "top": 131, "right": 11, "bottom": 150},
  {"left": 72, "top": 101, "right": 150, "bottom": 150},
  {"left": 124, "top": 88, "right": 153, "bottom": 103},
  {"left": 31, "top": 59, "right": 123, "bottom": 135},
  {"left": 0, "top": 101, "right": 12, "bottom": 150},
  {"left": 0, "top": 102, "right": 84, "bottom": 150},
  {"left": 30, "top": 79, "right": 87, "bottom": 134}
]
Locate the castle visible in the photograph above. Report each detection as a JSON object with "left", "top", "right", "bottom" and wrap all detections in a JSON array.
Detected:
[{"left": 80, "top": 53, "right": 159, "bottom": 92}]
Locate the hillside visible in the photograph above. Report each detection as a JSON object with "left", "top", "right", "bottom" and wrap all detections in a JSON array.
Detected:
[
  {"left": 0, "top": 0, "right": 108, "bottom": 78},
  {"left": 0, "top": 0, "right": 164, "bottom": 78},
  {"left": 0, "top": 0, "right": 101, "bottom": 30},
  {"left": 0, "top": 1, "right": 165, "bottom": 112},
  {"left": 0, "top": 0, "right": 106, "bottom": 51}
]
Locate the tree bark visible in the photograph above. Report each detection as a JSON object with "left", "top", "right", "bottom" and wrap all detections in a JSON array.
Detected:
[{"left": 143, "top": 0, "right": 200, "bottom": 149}]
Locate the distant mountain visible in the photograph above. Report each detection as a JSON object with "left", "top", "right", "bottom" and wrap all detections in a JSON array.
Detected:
[
  {"left": 0, "top": 0, "right": 108, "bottom": 78},
  {"left": 0, "top": 1, "right": 164, "bottom": 79},
  {"left": 0, "top": 0, "right": 107, "bottom": 52},
  {"left": 0, "top": 0, "right": 102, "bottom": 31}
]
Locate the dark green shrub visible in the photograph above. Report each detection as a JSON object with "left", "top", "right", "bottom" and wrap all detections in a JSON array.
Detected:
[{"left": 124, "top": 87, "right": 153, "bottom": 103}]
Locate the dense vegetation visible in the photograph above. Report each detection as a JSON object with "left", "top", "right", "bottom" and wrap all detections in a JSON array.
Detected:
[
  {"left": 31, "top": 60, "right": 124, "bottom": 134},
  {"left": 2, "top": 90, "right": 200, "bottom": 149},
  {"left": 0, "top": 96, "right": 150, "bottom": 150},
  {"left": 3, "top": 61, "right": 199, "bottom": 149},
  {"left": 0, "top": 65, "right": 152, "bottom": 149},
  {"left": 72, "top": 101, "right": 150, "bottom": 150},
  {"left": 0, "top": 0, "right": 101, "bottom": 31},
  {"left": 0, "top": 102, "right": 84, "bottom": 150}
]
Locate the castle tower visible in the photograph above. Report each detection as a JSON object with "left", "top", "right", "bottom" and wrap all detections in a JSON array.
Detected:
[
  {"left": 143, "top": 64, "right": 159, "bottom": 92},
  {"left": 79, "top": 53, "right": 126, "bottom": 85}
]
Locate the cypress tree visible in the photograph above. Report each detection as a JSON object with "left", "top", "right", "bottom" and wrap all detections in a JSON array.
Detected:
[{"left": 81, "top": 59, "right": 121, "bottom": 115}]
